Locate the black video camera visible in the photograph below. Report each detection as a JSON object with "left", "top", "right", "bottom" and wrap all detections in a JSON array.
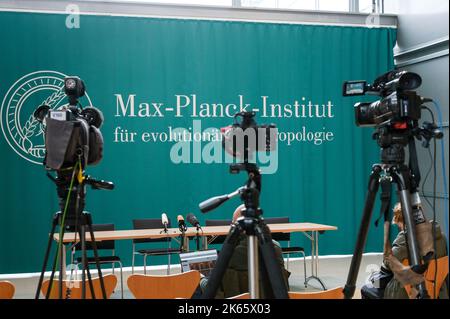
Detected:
[
  {"left": 342, "top": 70, "right": 424, "bottom": 127},
  {"left": 221, "top": 111, "right": 277, "bottom": 161},
  {"left": 33, "top": 76, "right": 104, "bottom": 170}
]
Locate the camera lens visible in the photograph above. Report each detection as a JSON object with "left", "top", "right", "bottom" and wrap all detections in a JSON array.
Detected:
[
  {"left": 398, "top": 72, "right": 422, "bottom": 90},
  {"left": 65, "top": 78, "right": 77, "bottom": 90}
]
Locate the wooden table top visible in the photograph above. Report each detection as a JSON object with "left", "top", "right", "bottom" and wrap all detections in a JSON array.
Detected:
[{"left": 54, "top": 222, "right": 337, "bottom": 243}]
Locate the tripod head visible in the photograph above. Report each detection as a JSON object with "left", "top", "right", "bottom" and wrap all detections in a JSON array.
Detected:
[
  {"left": 373, "top": 119, "right": 443, "bottom": 165},
  {"left": 230, "top": 162, "right": 261, "bottom": 219},
  {"left": 199, "top": 162, "right": 262, "bottom": 219},
  {"left": 46, "top": 167, "right": 114, "bottom": 226}
]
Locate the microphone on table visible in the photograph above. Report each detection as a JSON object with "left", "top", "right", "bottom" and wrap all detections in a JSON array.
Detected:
[
  {"left": 161, "top": 213, "right": 169, "bottom": 233},
  {"left": 186, "top": 213, "right": 202, "bottom": 231},
  {"left": 177, "top": 215, "right": 187, "bottom": 233},
  {"left": 187, "top": 213, "right": 202, "bottom": 251}
]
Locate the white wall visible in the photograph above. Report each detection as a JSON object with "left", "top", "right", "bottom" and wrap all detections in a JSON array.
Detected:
[{"left": 392, "top": 0, "right": 449, "bottom": 236}]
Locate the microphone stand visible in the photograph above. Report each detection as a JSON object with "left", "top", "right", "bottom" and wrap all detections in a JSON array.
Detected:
[
  {"left": 160, "top": 221, "right": 171, "bottom": 274},
  {"left": 179, "top": 224, "right": 187, "bottom": 252},
  {"left": 160, "top": 223, "right": 168, "bottom": 234},
  {"left": 195, "top": 225, "right": 203, "bottom": 251}
]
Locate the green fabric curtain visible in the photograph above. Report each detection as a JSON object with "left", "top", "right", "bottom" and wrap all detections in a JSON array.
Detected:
[{"left": 0, "top": 11, "right": 396, "bottom": 273}]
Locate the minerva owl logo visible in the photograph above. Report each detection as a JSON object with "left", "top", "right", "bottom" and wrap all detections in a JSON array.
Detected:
[{"left": 1, "top": 70, "right": 93, "bottom": 165}]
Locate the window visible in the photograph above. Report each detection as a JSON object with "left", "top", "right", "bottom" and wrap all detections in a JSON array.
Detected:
[
  {"left": 81, "top": 0, "right": 233, "bottom": 6},
  {"left": 78, "top": 0, "right": 387, "bottom": 13},
  {"left": 359, "top": 0, "right": 374, "bottom": 13},
  {"left": 241, "top": 0, "right": 316, "bottom": 10}
]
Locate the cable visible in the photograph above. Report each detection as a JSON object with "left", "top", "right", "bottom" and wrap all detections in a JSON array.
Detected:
[
  {"left": 431, "top": 100, "right": 449, "bottom": 299},
  {"left": 47, "top": 162, "right": 79, "bottom": 297},
  {"left": 422, "top": 104, "right": 441, "bottom": 298},
  {"left": 421, "top": 132, "right": 437, "bottom": 298},
  {"left": 431, "top": 137, "right": 437, "bottom": 299},
  {"left": 431, "top": 101, "right": 449, "bottom": 251}
]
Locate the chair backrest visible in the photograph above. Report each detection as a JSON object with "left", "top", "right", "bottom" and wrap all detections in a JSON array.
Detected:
[
  {"left": 0, "top": 281, "right": 15, "bottom": 299},
  {"left": 205, "top": 219, "right": 232, "bottom": 245},
  {"left": 75, "top": 223, "right": 115, "bottom": 251},
  {"left": 404, "top": 256, "right": 449, "bottom": 299},
  {"left": 264, "top": 217, "right": 290, "bottom": 242},
  {"left": 288, "top": 287, "right": 344, "bottom": 299},
  {"left": 127, "top": 270, "right": 201, "bottom": 299},
  {"left": 41, "top": 274, "right": 117, "bottom": 299},
  {"left": 227, "top": 288, "right": 345, "bottom": 299},
  {"left": 132, "top": 218, "right": 171, "bottom": 244},
  {"left": 228, "top": 292, "right": 250, "bottom": 299}
]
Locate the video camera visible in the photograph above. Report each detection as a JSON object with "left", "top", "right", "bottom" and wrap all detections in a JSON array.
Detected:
[
  {"left": 343, "top": 70, "right": 425, "bottom": 127},
  {"left": 221, "top": 111, "right": 277, "bottom": 161},
  {"left": 342, "top": 70, "right": 443, "bottom": 165},
  {"left": 33, "top": 76, "right": 104, "bottom": 170}
]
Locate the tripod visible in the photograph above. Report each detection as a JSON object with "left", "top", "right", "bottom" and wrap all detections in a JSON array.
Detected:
[
  {"left": 343, "top": 125, "right": 435, "bottom": 299},
  {"left": 35, "top": 170, "right": 110, "bottom": 299},
  {"left": 200, "top": 163, "right": 289, "bottom": 299}
]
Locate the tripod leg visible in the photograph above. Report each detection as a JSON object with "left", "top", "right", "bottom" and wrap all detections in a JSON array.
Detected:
[
  {"left": 80, "top": 225, "right": 87, "bottom": 299},
  {"left": 248, "top": 235, "right": 260, "bottom": 298},
  {"left": 201, "top": 224, "right": 242, "bottom": 299},
  {"left": 35, "top": 214, "right": 58, "bottom": 299},
  {"left": 58, "top": 239, "right": 64, "bottom": 299},
  {"left": 84, "top": 262, "right": 96, "bottom": 299},
  {"left": 86, "top": 221, "right": 107, "bottom": 299},
  {"left": 344, "top": 165, "right": 381, "bottom": 299},
  {"left": 256, "top": 223, "right": 289, "bottom": 299},
  {"left": 393, "top": 168, "right": 429, "bottom": 298},
  {"left": 78, "top": 227, "right": 96, "bottom": 299},
  {"left": 46, "top": 215, "right": 68, "bottom": 299}
]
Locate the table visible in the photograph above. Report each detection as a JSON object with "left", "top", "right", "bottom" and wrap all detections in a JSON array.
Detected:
[{"left": 54, "top": 222, "right": 337, "bottom": 289}]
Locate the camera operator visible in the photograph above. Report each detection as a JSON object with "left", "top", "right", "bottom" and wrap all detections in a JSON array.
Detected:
[
  {"left": 362, "top": 203, "right": 448, "bottom": 299},
  {"left": 199, "top": 204, "right": 290, "bottom": 298}
]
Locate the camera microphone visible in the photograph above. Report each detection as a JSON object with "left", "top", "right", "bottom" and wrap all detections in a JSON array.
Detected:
[
  {"left": 186, "top": 213, "right": 201, "bottom": 230},
  {"left": 177, "top": 215, "right": 187, "bottom": 233},
  {"left": 161, "top": 213, "right": 169, "bottom": 233}
]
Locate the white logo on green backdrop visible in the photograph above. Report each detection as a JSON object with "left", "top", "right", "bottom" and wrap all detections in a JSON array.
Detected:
[{"left": 0, "top": 70, "right": 92, "bottom": 164}]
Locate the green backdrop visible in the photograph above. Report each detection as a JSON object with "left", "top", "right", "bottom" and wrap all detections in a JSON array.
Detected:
[{"left": 0, "top": 11, "right": 396, "bottom": 274}]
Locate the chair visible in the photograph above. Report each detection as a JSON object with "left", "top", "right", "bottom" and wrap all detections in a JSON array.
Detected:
[
  {"left": 205, "top": 219, "right": 232, "bottom": 246},
  {"left": 41, "top": 274, "right": 117, "bottom": 299},
  {"left": 227, "top": 287, "right": 344, "bottom": 299},
  {"left": 132, "top": 218, "right": 180, "bottom": 275},
  {"left": 265, "top": 217, "right": 307, "bottom": 287},
  {"left": 127, "top": 270, "right": 201, "bottom": 299},
  {"left": 288, "top": 287, "right": 344, "bottom": 299},
  {"left": 74, "top": 223, "right": 124, "bottom": 298},
  {"left": 228, "top": 292, "right": 250, "bottom": 299},
  {"left": 404, "top": 256, "right": 449, "bottom": 299},
  {"left": 0, "top": 281, "right": 15, "bottom": 299}
]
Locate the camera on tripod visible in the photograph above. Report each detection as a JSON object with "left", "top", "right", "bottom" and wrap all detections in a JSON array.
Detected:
[
  {"left": 221, "top": 111, "right": 277, "bottom": 161},
  {"left": 199, "top": 112, "right": 289, "bottom": 299},
  {"left": 34, "top": 76, "right": 105, "bottom": 171},
  {"left": 343, "top": 70, "right": 424, "bottom": 127},
  {"left": 35, "top": 76, "right": 113, "bottom": 299},
  {"left": 343, "top": 70, "right": 443, "bottom": 161},
  {"left": 33, "top": 76, "right": 113, "bottom": 217},
  {"left": 342, "top": 70, "right": 445, "bottom": 299}
]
